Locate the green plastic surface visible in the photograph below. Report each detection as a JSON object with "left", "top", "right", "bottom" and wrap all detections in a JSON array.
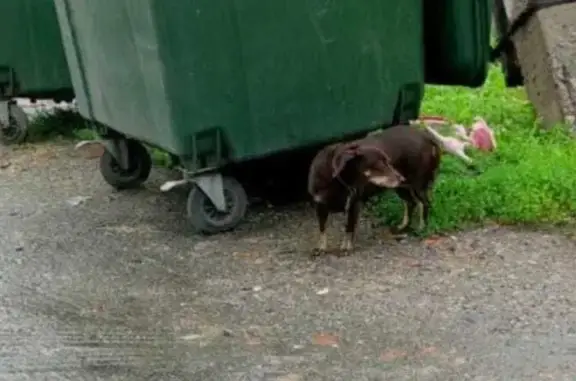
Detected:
[
  {"left": 424, "top": 0, "right": 493, "bottom": 87},
  {"left": 55, "top": 0, "right": 424, "bottom": 169},
  {"left": 0, "top": 0, "right": 72, "bottom": 98}
]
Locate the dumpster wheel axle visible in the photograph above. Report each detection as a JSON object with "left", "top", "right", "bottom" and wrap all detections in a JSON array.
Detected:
[
  {"left": 186, "top": 175, "right": 248, "bottom": 234},
  {"left": 0, "top": 103, "right": 29, "bottom": 146}
]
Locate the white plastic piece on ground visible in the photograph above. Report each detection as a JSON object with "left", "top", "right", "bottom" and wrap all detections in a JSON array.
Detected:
[
  {"left": 74, "top": 140, "right": 100, "bottom": 151},
  {"left": 66, "top": 196, "right": 91, "bottom": 207},
  {"left": 74, "top": 140, "right": 105, "bottom": 159},
  {"left": 160, "top": 179, "right": 189, "bottom": 192}
]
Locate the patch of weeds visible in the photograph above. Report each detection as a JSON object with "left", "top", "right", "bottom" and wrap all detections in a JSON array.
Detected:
[
  {"left": 371, "top": 64, "right": 576, "bottom": 234},
  {"left": 27, "top": 109, "right": 174, "bottom": 168},
  {"left": 148, "top": 147, "right": 175, "bottom": 168},
  {"left": 26, "top": 109, "right": 93, "bottom": 143},
  {"left": 72, "top": 127, "right": 98, "bottom": 141}
]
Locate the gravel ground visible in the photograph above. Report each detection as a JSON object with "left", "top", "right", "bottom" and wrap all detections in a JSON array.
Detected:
[{"left": 1, "top": 142, "right": 576, "bottom": 380}]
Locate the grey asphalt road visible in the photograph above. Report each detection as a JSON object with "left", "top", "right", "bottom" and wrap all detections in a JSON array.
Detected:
[{"left": 1, "top": 142, "right": 576, "bottom": 381}]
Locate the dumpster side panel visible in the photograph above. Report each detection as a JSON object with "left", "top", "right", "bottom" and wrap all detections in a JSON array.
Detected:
[
  {"left": 424, "top": 0, "right": 493, "bottom": 87},
  {"left": 152, "top": 0, "right": 254, "bottom": 158},
  {"left": 159, "top": 0, "right": 424, "bottom": 160},
  {"left": 0, "top": 0, "right": 72, "bottom": 97},
  {"left": 55, "top": 0, "right": 177, "bottom": 151},
  {"left": 56, "top": 0, "right": 424, "bottom": 163}
]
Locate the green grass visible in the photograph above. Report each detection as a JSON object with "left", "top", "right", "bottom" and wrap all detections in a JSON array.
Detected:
[{"left": 372, "top": 65, "right": 576, "bottom": 234}]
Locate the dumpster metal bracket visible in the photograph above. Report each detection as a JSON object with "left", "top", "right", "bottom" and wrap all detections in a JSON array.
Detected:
[
  {"left": 193, "top": 173, "right": 227, "bottom": 212},
  {"left": 159, "top": 172, "right": 227, "bottom": 212},
  {"left": 102, "top": 139, "right": 131, "bottom": 170},
  {"left": 0, "top": 100, "right": 9, "bottom": 126},
  {"left": 0, "top": 66, "right": 16, "bottom": 99},
  {"left": 74, "top": 138, "right": 131, "bottom": 169}
]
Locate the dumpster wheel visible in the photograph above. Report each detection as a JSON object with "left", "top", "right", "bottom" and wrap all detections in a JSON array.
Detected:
[
  {"left": 99, "top": 139, "right": 152, "bottom": 190},
  {"left": 187, "top": 176, "right": 248, "bottom": 234},
  {"left": 0, "top": 104, "right": 29, "bottom": 145}
]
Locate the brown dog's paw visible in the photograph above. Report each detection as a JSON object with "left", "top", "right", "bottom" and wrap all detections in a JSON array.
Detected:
[
  {"left": 390, "top": 225, "right": 410, "bottom": 235},
  {"left": 311, "top": 247, "right": 326, "bottom": 257},
  {"left": 388, "top": 226, "right": 410, "bottom": 242},
  {"left": 338, "top": 235, "right": 354, "bottom": 256},
  {"left": 310, "top": 233, "right": 328, "bottom": 257}
]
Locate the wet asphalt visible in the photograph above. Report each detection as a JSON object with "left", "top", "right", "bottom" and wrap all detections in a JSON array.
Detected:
[{"left": 1, "top": 142, "right": 576, "bottom": 381}]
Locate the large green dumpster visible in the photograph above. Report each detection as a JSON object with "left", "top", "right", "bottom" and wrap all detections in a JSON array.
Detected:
[
  {"left": 423, "top": 0, "right": 493, "bottom": 87},
  {"left": 55, "top": 0, "right": 425, "bottom": 233},
  {"left": 0, "top": 0, "right": 74, "bottom": 144}
]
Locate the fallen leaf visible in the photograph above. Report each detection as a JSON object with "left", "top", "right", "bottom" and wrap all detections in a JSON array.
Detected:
[
  {"left": 311, "top": 332, "right": 339, "bottom": 347},
  {"left": 418, "top": 346, "right": 439, "bottom": 356},
  {"left": 380, "top": 349, "right": 408, "bottom": 362},
  {"left": 423, "top": 235, "right": 444, "bottom": 247},
  {"left": 403, "top": 258, "right": 422, "bottom": 268},
  {"left": 233, "top": 251, "right": 261, "bottom": 261},
  {"left": 243, "top": 330, "right": 262, "bottom": 346}
]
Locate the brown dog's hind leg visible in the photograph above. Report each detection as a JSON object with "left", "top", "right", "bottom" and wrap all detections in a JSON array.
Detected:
[
  {"left": 340, "top": 199, "right": 361, "bottom": 254},
  {"left": 413, "top": 144, "right": 440, "bottom": 231},
  {"left": 313, "top": 203, "right": 329, "bottom": 255},
  {"left": 413, "top": 189, "right": 431, "bottom": 231},
  {"left": 392, "top": 189, "right": 417, "bottom": 234}
]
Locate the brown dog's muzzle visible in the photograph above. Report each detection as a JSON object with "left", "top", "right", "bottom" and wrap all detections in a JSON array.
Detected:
[{"left": 363, "top": 170, "right": 405, "bottom": 188}]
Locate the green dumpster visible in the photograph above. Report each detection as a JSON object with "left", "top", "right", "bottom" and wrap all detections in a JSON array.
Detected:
[
  {"left": 0, "top": 0, "right": 74, "bottom": 144},
  {"left": 423, "top": 0, "right": 493, "bottom": 87},
  {"left": 55, "top": 0, "right": 425, "bottom": 233}
]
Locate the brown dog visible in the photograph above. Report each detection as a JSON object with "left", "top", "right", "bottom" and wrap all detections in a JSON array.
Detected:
[{"left": 307, "top": 124, "right": 442, "bottom": 254}]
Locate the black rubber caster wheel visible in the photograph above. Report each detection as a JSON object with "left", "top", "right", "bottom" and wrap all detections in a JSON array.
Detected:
[
  {"left": 99, "top": 139, "right": 152, "bottom": 190},
  {"left": 0, "top": 104, "right": 29, "bottom": 145},
  {"left": 187, "top": 176, "right": 248, "bottom": 234}
]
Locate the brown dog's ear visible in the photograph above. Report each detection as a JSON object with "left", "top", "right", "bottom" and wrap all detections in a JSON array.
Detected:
[{"left": 331, "top": 143, "right": 359, "bottom": 178}]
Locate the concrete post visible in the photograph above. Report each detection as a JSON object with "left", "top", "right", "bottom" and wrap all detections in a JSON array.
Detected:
[{"left": 503, "top": 0, "right": 576, "bottom": 128}]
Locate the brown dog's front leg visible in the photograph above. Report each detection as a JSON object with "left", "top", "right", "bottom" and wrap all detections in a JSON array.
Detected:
[
  {"left": 341, "top": 198, "right": 361, "bottom": 254},
  {"left": 314, "top": 203, "right": 329, "bottom": 255},
  {"left": 393, "top": 189, "right": 416, "bottom": 235}
]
